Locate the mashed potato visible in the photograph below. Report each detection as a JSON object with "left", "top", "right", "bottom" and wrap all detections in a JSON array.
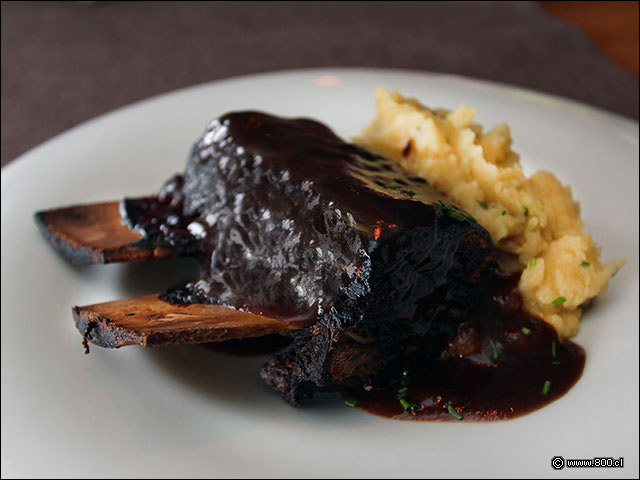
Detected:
[{"left": 356, "top": 88, "right": 624, "bottom": 338}]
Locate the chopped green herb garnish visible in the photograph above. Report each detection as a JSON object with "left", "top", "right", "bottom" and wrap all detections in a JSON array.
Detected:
[
  {"left": 385, "top": 183, "right": 402, "bottom": 189},
  {"left": 551, "top": 233, "right": 556, "bottom": 240},
  {"left": 552, "top": 296, "right": 566, "bottom": 306},
  {"left": 551, "top": 341, "right": 557, "bottom": 358},
  {"left": 478, "top": 201, "right": 489, "bottom": 209},
  {"left": 521, "top": 327, "right": 531, "bottom": 335},
  {"left": 529, "top": 259, "right": 537, "bottom": 266},
  {"left": 501, "top": 210, "right": 507, "bottom": 216},
  {"left": 447, "top": 405, "right": 463, "bottom": 420},
  {"left": 403, "top": 189, "right": 415, "bottom": 197},
  {"left": 447, "top": 211, "right": 467, "bottom": 222},
  {"left": 438, "top": 199, "right": 455, "bottom": 211},
  {"left": 580, "top": 261, "right": 590, "bottom": 268},
  {"left": 490, "top": 340, "right": 499, "bottom": 360},
  {"left": 524, "top": 207, "right": 529, "bottom": 217},
  {"left": 541, "top": 380, "right": 551, "bottom": 396},
  {"left": 438, "top": 200, "right": 453, "bottom": 212},
  {"left": 437, "top": 199, "right": 473, "bottom": 223},
  {"left": 399, "top": 398, "right": 416, "bottom": 411},
  {"left": 396, "top": 386, "right": 409, "bottom": 399},
  {"left": 552, "top": 361, "right": 561, "bottom": 366},
  {"left": 344, "top": 397, "right": 360, "bottom": 408}
]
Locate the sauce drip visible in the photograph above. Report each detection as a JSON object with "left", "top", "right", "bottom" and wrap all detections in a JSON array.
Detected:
[{"left": 342, "top": 271, "right": 585, "bottom": 421}]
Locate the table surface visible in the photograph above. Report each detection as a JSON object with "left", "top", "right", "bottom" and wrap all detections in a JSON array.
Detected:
[
  {"left": 1, "top": 1, "right": 638, "bottom": 167},
  {"left": 541, "top": 1, "right": 638, "bottom": 78}
]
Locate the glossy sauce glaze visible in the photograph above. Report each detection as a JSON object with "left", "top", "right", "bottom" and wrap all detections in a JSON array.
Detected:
[
  {"left": 123, "top": 112, "right": 491, "bottom": 327},
  {"left": 341, "top": 271, "right": 585, "bottom": 421}
]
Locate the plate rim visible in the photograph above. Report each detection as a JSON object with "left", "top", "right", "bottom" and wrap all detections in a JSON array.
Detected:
[
  {"left": 2, "top": 66, "right": 638, "bottom": 184},
  {"left": 1, "top": 66, "right": 638, "bottom": 479}
]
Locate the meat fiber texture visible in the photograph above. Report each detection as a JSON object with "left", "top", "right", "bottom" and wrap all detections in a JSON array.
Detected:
[{"left": 126, "top": 112, "right": 496, "bottom": 404}]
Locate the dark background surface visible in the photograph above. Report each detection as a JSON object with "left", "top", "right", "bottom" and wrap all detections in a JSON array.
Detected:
[{"left": 2, "top": 1, "right": 638, "bottom": 167}]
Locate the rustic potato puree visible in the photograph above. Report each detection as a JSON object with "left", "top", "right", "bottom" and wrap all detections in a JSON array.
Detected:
[{"left": 357, "top": 88, "right": 625, "bottom": 338}]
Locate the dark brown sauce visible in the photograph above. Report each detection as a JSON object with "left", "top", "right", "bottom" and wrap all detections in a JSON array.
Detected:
[
  {"left": 341, "top": 271, "right": 585, "bottom": 421},
  {"left": 121, "top": 112, "right": 584, "bottom": 419},
  {"left": 123, "top": 112, "right": 482, "bottom": 325}
]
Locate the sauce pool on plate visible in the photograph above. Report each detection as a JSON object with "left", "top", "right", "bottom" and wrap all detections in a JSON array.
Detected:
[{"left": 341, "top": 271, "right": 585, "bottom": 421}]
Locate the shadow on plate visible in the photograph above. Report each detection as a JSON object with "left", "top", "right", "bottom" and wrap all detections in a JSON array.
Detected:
[
  {"left": 144, "top": 342, "right": 360, "bottom": 425},
  {"left": 115, "top": 256, "right": 202, "bottom": 297},
  {"left": 110, "top": 256, "right": 367, "bottom": 424}
]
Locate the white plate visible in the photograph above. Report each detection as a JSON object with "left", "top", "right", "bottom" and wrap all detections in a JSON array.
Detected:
[{"left": 2, "top": 68, "right": 638, "bottom": 479}]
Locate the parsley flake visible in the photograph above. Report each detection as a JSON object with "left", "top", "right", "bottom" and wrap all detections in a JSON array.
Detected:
[
  {"left": 490, "top": 340, "right": 499, "bottom": 360},
  {"left": 396, "top": 386, "right": 409, "bottom": 399},
  {"left": 399, "top": 398, "right": 417, "bottom": 412},
  {"left": 344, "top": 397, "right": 360, "bottom": 408},
  {"left": 447, "top": 405, "right": 463, "bottom": 420},
  {"left": 552, "top": 296, "right": 566, "bottom": 306},
  {"left": 448, "top": 211, "right": 467, "bottom": 222}
]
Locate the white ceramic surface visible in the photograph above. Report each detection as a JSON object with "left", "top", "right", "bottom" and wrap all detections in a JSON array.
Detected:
[{"left": 1, "top": 68, "right": 638, "bottom": 479}]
